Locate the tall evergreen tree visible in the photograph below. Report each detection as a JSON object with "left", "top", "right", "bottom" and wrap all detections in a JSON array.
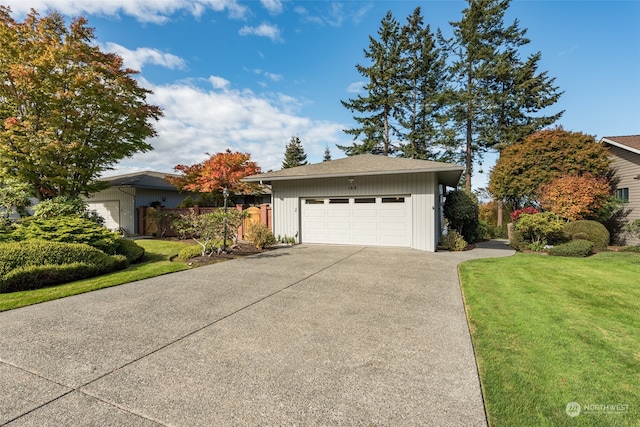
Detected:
[
  {"left": 338, "top": 11, "right": 403, "bottom": 156},
  {"left": 446, "top": 0, "right": 563, "bottom": 190},
  {"left": 281, "top": 136, "right": 308, "bottom": 169},
  {"left": 323, "top": 145, "right": 332, "bottom": 162},
  {"left": 396, "top": 7, "right": 453, "bottom": 161}
]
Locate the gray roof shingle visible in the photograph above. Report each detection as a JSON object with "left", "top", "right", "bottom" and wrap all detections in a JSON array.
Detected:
[
  {"left": 100, "top": 171, "right": 180, "bottom": 190},
  {"left": 244, "top": 154, "right": 463, "bottom": 186}
]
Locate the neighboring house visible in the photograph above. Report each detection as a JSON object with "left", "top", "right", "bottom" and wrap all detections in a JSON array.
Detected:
[
  {"left": 83, "top": 171, "right": 187, "bottom": 235},
  {"left": 600, "top": 135, "right": 640, "bottom": 244},
  {"left": 243, "top": 154, "right": 463, "bottom": 252}
]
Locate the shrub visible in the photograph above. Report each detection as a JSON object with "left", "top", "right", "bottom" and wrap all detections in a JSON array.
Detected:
[
  {"left": 571, "top": 232, "right": 590, "bottom": 241},
  {"left": 563, "top": 220, "right": 610, "bottom": 251},
  {"left": 440, "top": 230, "right": 467, "bottom": 251},
  {"left": 618, "top": 245, "right": 640, "bottom": 253},
  {"left": 178, "top": 245, "right": 205, "bottom": 261},
  {"left": 116, "top": 239, "right": 145, "bottom": 263},
  {"left": 443, "top": 189, "right": 480, "bottom": 243},
  {"left": 33, "top": 196, "right": 105, "bottom": 225},
  {"left": 548, "top": 240, "right": 594, "bottom": 257},
  {"left": 8, "top": 216, "right": 120, "bottom": 254},
  {"left": 514, "top": 212, "right": 565, "bottom": 247},
  {"left": 247, "top": 223, "right": 275, "bottom": 250},
  {"left": 0, "top": 240, "right": 128, "bottom": 292},
  {"left": 624, "top": 219, "right": 640, "bottom": 240}
]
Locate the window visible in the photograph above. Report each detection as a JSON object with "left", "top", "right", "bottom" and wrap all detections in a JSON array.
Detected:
[
  {"left": 616, "top": 188, "right": 629, "bottom": 203},
  {"left": 381, "top": 197, "right": 405, "bottom": 203},
  {"left": 354, "top": 198, "right": 376, "bottom": 204},
  {"left": 305, "top": 199, "right": 324, "bottom": 205},
  {"left": 329, "top": 198, "right": 349, "bottom": 204}
]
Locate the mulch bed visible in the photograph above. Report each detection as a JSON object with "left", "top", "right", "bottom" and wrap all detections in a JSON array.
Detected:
[{"left": 169, "top": 240, "right": 279, "bottom": 267}]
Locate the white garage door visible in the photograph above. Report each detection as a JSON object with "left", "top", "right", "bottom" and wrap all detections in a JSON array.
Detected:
[
  {"left": 86, "top": 201, "right": 120, "bottom": 231},
  {"left": 301, "top": 196, "right": 411, "bottom": 247}
]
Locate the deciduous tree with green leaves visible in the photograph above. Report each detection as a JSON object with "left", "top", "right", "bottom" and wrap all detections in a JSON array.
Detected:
[
  {"left": 0, "top": 7, "right": 162, "bottom": 200},
  {"left": 488, "top": 128, "right": 612, "bottom": 210},
  {"left": 282, "top": 136, "right": 308, "bottom": 169}
]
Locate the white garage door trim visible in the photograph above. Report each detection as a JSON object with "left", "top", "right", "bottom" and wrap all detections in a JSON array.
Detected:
[
  {"left": 86, "top": 200, "right": 120, "bottom": 232},
  {"left": 301, "top": 196, "right": 411, "bottom": 247}
]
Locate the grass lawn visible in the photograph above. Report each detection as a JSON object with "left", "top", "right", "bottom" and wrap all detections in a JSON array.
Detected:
[
  {"left": 0, "top": 239, "right": 191, "bottom": 312},
  {"left": 459, "top": 251, "right": 640, "bottom": 427}
]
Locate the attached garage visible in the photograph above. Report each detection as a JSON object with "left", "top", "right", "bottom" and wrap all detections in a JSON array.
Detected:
[
  {"left": 244, "top": 154, "right": 463, "bottom": 252},
  {"left": 302, "top": 196, "right": 411, "bottom": 247}
]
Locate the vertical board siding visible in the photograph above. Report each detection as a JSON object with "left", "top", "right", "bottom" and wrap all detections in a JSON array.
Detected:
[
  {"left": 272, "top": 173, "right": 437, "bottom": 251},
  {"left": 610, "top": 146, "right": 640, "bottom": 244},
  {"left": 84, "top": 187, "right": 135, "bottom": 234}
]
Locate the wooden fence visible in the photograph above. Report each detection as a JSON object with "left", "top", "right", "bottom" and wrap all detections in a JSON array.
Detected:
[{"left": 138, "top": 204, "right": 272, "bottom": 239}]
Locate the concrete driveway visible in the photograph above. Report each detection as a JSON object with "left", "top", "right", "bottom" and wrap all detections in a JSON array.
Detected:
[{"left": 0, "top": 241, "right": 513, "bottom": 426}]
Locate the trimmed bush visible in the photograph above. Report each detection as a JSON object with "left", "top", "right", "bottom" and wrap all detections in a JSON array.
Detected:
[
  {"left": 548, "top": 240, "right": 594, "bottom": 257},
  {"left": 618, "top": 245, "right": 640, "bottom": 253},
  {"left": 563, "top": 220, "right": 610, "bottom": 251},
  {"left": 116, "top": 239, "right": 145, "bottom": 263},
  {"left": 441, "top": 230, "right": 467, "bottom": 251},
  {"left": 8, "top": 216, "right": 120, "bottom": 254},
  {"left": 571, "top": 232, "right": 590, "bottom": 241},
  {"left": 178, "top": 245, "right": 205, "bottom": 261},
  {"left": 247, "top": 223, "right": 275, "bottom": 249},
  {"left": 0, "top": 240, "right": 128, "bottom": 293}
]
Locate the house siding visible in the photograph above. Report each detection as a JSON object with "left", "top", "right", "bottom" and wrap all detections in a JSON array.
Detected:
[
  {"left": 84, "top": 187, "right": 187, "bottom": 235},
  {"left": 85, "top": 187, "right": 136, "bottom": 234},
  {"left": 609, "top": 145, "right": 640, "bottom": 244},
  {"left": 271, "top": 173, "right": 438, "bottom": 251}
]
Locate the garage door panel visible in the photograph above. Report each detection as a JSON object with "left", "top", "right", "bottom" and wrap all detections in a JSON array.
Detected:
[{"left": 302, "top": 196, "right": 410, "bottom": 247}]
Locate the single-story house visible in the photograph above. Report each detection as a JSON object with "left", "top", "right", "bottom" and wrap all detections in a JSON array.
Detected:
[
  {"left": 243, "top": 154, "right": 463, "bottom": 252},
  {"left": 600, "top": 135, "right": 640, "bottom": 244},
  {"left": 83, "top": 171, "right": 187, "bottom": 235}
]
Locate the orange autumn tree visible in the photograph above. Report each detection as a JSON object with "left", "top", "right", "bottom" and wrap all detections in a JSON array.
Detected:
[
  {"left": 538, "top": 174, "right": 611, "bottom": 221},
  {"left": 168, "top": 150, "right": 262, "bottom": 197}
]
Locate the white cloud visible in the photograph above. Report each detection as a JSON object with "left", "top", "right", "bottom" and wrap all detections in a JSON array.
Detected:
[
  {"left": 347, "top": 81, "right": 365, "bottom": 93},
  {"left": 260, "top": 0, "right": 283, "bottom": 15},
  {"left": 239, "top": 23, "right": 282, "bottom": 42},
  {"left": 4, "top": 0, "right": 248, "bottom": 24},
  {"left": 103, "top": 43, "right": 186, "bottom": 71},
  {"left": 111, "top": 78, "right": 347, "bottom": 175}
]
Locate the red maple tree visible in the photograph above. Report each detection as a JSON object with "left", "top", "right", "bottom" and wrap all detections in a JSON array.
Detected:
[{"left": 168, "top": 150, "right": 262, "bottom": 195}]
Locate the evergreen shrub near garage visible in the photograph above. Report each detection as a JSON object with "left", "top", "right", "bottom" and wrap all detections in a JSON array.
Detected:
[
  {"left": 178, "top": 244, "right": 205, "bottom": 261},
  {"left": 115, "top": 239, "right": 145, "bottom": 263},
  {"left": 7, "top": 216, "right": 121, "bottom": 254},
  {"left": 563, "top": 220, "right": 610, "bottom": 251},
  {"left": 548, "top": 240, "right": 594, "bottom": 257},
  {"left": 0, "top": 240, "right": 128, "bottom": 293}
]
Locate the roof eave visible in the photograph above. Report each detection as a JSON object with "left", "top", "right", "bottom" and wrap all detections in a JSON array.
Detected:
[
  {"left": 601, "top": 137, "right": 640, "bottom": 155},
  {"left": 243, "top": 166, "right": 464, "bottom": 183}
]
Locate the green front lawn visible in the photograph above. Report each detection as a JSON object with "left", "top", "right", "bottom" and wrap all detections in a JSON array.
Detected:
[
  {"left": 459, "top": 252, "right": 639, "bottom": 426},
  {"left": 0, "top": 239, "right": 191, "bottom": 312}
]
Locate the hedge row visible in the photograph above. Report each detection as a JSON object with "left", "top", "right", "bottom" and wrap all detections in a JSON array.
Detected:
[{"left": 0, "top": 240, "right": 128, "bottom": 293}]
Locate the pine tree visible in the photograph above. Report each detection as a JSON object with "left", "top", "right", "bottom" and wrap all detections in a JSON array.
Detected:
[
  {"left": 446, "top": 0, "right": 563, "bottom": 190},
  {"left": 281, "top": 136, "right": 308, "bottom": 169},
  {"left": 338, "top": 11, "right": 403, "bottom": 156},
  {"left": 323, "top": 145, "right": 332, "bottom": 162},
  {"left": 396, "top": 7, "right": 453, "bottom": 161}
]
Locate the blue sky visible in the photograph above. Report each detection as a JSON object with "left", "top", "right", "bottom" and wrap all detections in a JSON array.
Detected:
[{"left": 6, "top": 0, "right": 640, "bottom": 190}]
